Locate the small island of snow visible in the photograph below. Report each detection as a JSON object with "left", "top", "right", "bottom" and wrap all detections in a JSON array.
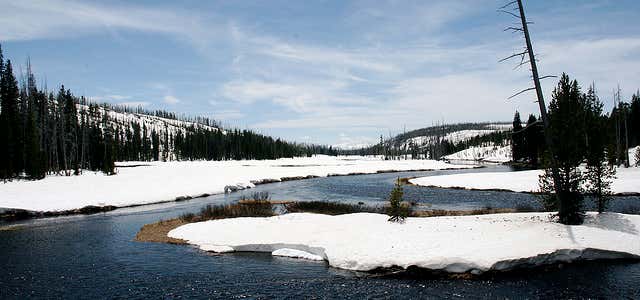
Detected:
[{"left": 168, "top": 212, "right": 640, "bottom": 274}]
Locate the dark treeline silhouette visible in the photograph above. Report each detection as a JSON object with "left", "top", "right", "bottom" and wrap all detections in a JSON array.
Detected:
[
  {"left": 0, "top": 46, "right": 335, "bottom": 181},
  {"left": 512, "top": 80, "right": 640, "bottom": 169}
]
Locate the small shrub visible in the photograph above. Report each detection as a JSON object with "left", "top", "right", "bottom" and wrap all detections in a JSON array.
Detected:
[
  {"left": 251, "top": 191, "right": 271, "bottom": 202},
  {"left": 180, "top": 212, "right": 196, "bottom": 222},
  {"left": 198, "top": 202, "right": 274, "bottom": 220},
  {"left": 387, "top": 177, "right": 410, "bottom": 223}
]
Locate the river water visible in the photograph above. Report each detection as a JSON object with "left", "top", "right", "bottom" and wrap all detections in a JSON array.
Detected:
[{"left": 1, "top": 166, "right": 639, "bottom": 298}]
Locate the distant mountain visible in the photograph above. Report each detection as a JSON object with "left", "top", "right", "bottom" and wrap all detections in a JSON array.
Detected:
[{"left": 344, "top": 122, "right": 512, "bottom": 160}]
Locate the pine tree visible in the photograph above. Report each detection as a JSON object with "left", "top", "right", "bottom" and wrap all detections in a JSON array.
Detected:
[
  {"left": 583, "top": 85, "right": 615, "bottom": 213},
  {"left": 512, "top": 111, "right": 524, "bottom": 162},
  {"left": 0, "top": 60, "right": 21, "bottom": 179},
  {"left": 63, "top": 89, "right": 79, "bottom": 174},
  {"left": 539, "top": 74, "right": 587, "bottom": 224},
  {"left": 524, "top": 114, "right": 543, "bottom": 166},
  {"left": 387, "top": 177, "right": 409, "bottom": 223},
  {"left": 0, "top": 44, "right": 5, "bottom": 179},
  {"left": 630, "top": 92, "right": 640, "bottom": 148}
]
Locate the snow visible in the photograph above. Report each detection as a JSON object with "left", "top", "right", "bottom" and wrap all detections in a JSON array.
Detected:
[
  {"left": 168, "top": 212, "right": 640, "bottom": 274},
  {"left": 443, "top": 130, "right": 498, "bottom": 144},
  {"left": 410, "top": 166, "right": 640, "bottom": 194},
  {"left": 0, "top": 155, "right": 473, "bottom": 212},
  {"left": 272, "top": 248, "right": 325, "bottom": 261},
  {"left": 444, "top": 145, "right": 511, "bottom": 163}
]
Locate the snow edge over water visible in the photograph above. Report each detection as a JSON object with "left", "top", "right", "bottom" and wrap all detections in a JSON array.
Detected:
[{"left": 168, "top": 212, "right": 640, "bottom": 275}]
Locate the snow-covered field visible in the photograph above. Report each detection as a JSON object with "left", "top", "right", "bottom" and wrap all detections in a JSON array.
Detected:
[
  {"left": 168, "top": 212, "right": 640, "bottom": 274},
  {"left": 410, "top": 165, "right": 640, "bottom": 194},
  {"left": 444, "top": 145, "right": 511, "bottom": 163},
  {"left": 0, "top": 156, "right": 472, "bottom": 212}
]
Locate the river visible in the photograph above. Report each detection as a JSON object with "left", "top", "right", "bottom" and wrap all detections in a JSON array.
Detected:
[{"left": 1, "top": 166, "right": 639, "bottom": 298}]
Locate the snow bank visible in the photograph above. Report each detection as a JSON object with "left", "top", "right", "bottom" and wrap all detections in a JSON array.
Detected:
[
  {"left": 272, "top": 248, "right": 325, "bottom": 261},
  {"left": 168, "top": 212, "right": 640, "bottom": 274},
  {"left": 0, "top": 156, "right": 472, "bottom": 212},
  {"left": 410, "top": 167, "right": 640, "bottom": 194},
  {"left": 444, "top": 145, "right": 511, "bottom": 163}
]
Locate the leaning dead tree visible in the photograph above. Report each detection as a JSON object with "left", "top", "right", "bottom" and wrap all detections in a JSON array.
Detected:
[{"left": 500, "top": 1, "right": 573, "bottom": 222}]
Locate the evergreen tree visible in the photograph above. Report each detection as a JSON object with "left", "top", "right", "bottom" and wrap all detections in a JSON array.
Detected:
[
  {"left": 511, "top": 111, "right": 524, "bottom": 161},
  {"left": 583, "top": 85, "right": 615, "bottom": 213},
  {"left": 524, "top": 114, "right": 544, "bottom": 166},
  {"left": 539, "top": 73, "right": 587, "bottom": 224},
  {"left": 25, "top": 99, "right": 44, "bottom": 179},
  {"left": 0, "top": 60, "right": 21, "bottom": 179},
  {"left": 630, "top": 92, "right": 640, "bottom": 148},
  {"left": 387, "top": 177, "right": 409, "bottom": 223},
  {"left": 63, "top": 89, "right": 79, "bottom": 174}
]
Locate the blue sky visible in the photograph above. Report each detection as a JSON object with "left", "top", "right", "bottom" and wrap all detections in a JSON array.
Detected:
[{"left": 1, "top": 0, "right": 639, "bottom": 148}]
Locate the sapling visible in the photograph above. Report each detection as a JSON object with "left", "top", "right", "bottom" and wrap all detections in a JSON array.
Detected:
[{"left": 387, "top": 177, "right": 409, "bottom": 222}]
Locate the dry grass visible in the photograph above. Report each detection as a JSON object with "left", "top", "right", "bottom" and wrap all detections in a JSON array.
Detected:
[
  {"left": 397, "top": 177, "right": 416, "bottom": 185},
  {"left": 135, "top": 218, "right": 188, "bottom": 244}
]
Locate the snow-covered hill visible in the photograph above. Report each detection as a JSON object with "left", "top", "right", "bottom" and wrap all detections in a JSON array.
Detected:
[
  {"left": 444, "top": 144, "right": 512, "bottom": 163},
  {"left": 396, "top": 123, "right": 512, "bottom": 150},
  {"left": 77, "top": 104, "right": 222, "bottom": 160}
]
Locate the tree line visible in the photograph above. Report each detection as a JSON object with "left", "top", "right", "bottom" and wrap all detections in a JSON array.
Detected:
[
  {"left": 512, "top": 73, "right": 639, "bottom": 224},
  {"left": 0, "top": 45, "right": 335, "bottom": 181},
  {"left": 512, "top": 79, "right": 640, "bottom": 168}
]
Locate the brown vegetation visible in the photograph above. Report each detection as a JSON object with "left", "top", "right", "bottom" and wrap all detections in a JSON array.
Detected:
[{"left": 135, "top": 218, "right": 188, "bottom": 244}]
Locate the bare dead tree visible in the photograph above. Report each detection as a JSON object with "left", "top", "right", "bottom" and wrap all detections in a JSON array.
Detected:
[{"left": 500, "top": 0, "right": 573, "bottom": 222}]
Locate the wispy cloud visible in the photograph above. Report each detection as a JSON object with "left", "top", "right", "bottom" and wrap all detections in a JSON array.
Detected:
[
  {"left": 3, "top": 0, "right": 639, "bottom": 144},
  {"left": 163, "top": 95, "right": 181, "bottom": 105}
]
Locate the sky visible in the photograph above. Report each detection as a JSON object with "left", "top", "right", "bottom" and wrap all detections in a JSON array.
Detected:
[{"left": 1, "top": 0, "right": 639, "bottom": 148}]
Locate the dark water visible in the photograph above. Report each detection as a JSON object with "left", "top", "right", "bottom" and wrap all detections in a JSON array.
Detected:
[{"left": 1, "top": 166, "right": 639, "bottom": 299}]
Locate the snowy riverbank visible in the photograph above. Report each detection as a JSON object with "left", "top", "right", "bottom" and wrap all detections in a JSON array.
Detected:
[
  {"left": 168, "top": 212, "right": 640, "bottom": 274},
  {"left": 409, "top": 167, "right": 640, "bottom": 195},
  {"left": 0, "top": 156, "right": 472, "bottom": 213}
]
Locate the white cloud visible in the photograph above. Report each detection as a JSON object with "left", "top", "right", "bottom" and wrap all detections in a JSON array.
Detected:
[
  {"left": 212, "top": 110, "right": 245, "bottom": 120},
  {"left": 3, "top": 0, "right": 639, "bottom": 145},
  {"left": 118, "top": 101, "right": 150, "bottom": 107},
  {"left": 163, "top": 95, "right": 181, "bottom": 105},
  {"left": 220, "top": 80, "right": 372, "bottom": 113}
]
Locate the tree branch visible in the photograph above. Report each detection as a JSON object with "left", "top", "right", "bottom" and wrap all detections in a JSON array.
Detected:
[
  {"left": 504, "top": 26, "right": 524, "bottom": 33},
  {"left": 539, "top": 75, "right": 558, "bottom": 80},
  {"left": 498, "top": 9, "right": 520, "bottom": 18},
  {"left": 508, "top": 87, "right": 536, "bottom": 99},
  {"left": 499, "top": 1, "right": 517, "bottom": 10},
  {"left": 499, "top": 50, "right": 528, "bottom": 62}
]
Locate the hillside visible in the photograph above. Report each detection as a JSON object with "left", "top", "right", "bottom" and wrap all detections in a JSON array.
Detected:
[
  {"left": 347, "top": 122, "right": 512, "bottom": 160},
  {"left": 77, "top": 103, "right": 222, "bottom": 161}
]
